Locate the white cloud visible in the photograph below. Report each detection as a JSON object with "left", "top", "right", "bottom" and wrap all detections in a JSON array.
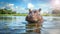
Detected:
[
  {"left": 27, "top": 3, "right": 34, "bottom": 9},
  {"left": 7, "top": 4, "right": 14, "bottom": 7},
  {"left": 36, "top": 3, "right": 52, "bottom": 14},
  {"left": 37, "top": 3, "right": 50, "bottom": 8},
  {"left": 0, "top": 3, "right": 14, "bottom": 9},
  {"left": 0, "top": 3, "right": 28, "bottom": 13},
  {"left": 13, "top": 6, "right": 28, "bottom": 13},
  {"left": 6, "top": 4, "right": 14, "bottom": 9}
]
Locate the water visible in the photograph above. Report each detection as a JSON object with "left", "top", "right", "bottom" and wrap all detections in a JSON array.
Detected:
[{"left": 0, "top": 16, "right": 60, "bottom": 34}]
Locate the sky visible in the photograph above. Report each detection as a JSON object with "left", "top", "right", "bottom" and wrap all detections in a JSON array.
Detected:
[{"left": 0, "top": 0, "right": 60, "bottom": 13}]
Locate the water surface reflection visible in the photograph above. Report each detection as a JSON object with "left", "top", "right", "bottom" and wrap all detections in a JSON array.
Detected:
[
  {"left": 0, "top": 16, "right": 60, "bottom": 34},
  {"left": 0, "top": 16, "right": 42, "bottom": 34}
]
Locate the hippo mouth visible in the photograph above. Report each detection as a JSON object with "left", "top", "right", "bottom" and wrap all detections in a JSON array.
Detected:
[{"left": 27, "top": 19, "right": 39, "bottom": 23}]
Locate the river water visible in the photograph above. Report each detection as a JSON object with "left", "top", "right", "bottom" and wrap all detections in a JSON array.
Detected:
[{"left": 0, "top": 16, "right": 60, "bottom": 34}]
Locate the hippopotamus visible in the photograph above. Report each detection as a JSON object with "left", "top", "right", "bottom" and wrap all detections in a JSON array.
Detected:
[
  {"left": 26, "top": 8, "right": 43, "bottom": 33},
  {"left": 26, "top": 8, "right": 43, "bottom": 23}
]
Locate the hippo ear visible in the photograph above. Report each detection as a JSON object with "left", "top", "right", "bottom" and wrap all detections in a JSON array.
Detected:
[
  {"left": 39, "top": 8, "right": 41, "bottom": 12},
  {"left": 29, "top": 9, "right": 32, "bottom": 12}
]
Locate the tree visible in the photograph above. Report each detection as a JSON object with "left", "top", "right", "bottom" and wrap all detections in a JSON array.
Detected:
[{"left": 0, "top": 8, "right": 17, "bottom": 14}]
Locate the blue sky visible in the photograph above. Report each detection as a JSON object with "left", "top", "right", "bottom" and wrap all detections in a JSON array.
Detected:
[{"left": 0, "top": 0, "right": 53, "bottom": 13}]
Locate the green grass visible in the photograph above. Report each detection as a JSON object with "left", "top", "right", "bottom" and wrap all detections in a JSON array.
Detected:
[
  {"left": 0, "top": 14, "right": 28, "bottom": 16},
  {"left": 0, "top": 14, "right": 59, "bottom": 16},
  {"left": 41, "top": 14, "right": 53, "bottom": 16}
]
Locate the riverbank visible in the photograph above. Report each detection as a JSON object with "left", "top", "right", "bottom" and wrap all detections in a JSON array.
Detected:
[
  {"left": 0, "top": 14, "right": 27, "bottom": 16},
  {"left": 0, "top": 14, "right": 57, "bottom": 16}
]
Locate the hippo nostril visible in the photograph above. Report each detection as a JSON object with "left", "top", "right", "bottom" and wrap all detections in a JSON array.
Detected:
[{"left": 30, "top": 15, "right": 34, "bottom": 18}]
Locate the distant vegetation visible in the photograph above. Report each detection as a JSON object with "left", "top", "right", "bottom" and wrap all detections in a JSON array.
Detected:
[
  {"left": 0, "top": 8, "right": 28, "bottom": 16},
  {"left": 0, "top": 8, "right": 52, "bottom": 16},
  {"left": 0, "top": 8, "right": 60, "bottom": 16},
  {"left": 0, "top": 8, "right": 16, "bottom": 14},
  {"left": 52, "top": 9, "right": 60, "bottom": 16}
]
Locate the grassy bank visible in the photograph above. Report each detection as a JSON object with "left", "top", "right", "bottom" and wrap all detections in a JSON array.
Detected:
[
  {"left": 0, "top": 14, "right": 58, "bottom": 16},
  {"left": 0, "top": 14, "right": 27, "bottom": 16}
]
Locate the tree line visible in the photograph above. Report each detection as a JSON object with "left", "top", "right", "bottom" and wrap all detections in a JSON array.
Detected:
[{"left": 0, "top": 8, "right": 17, "bottom": 14}]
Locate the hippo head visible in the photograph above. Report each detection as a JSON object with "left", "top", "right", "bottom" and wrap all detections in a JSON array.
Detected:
[{"left": 26, "top": 8, "right": 42, "bottom": 23}]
